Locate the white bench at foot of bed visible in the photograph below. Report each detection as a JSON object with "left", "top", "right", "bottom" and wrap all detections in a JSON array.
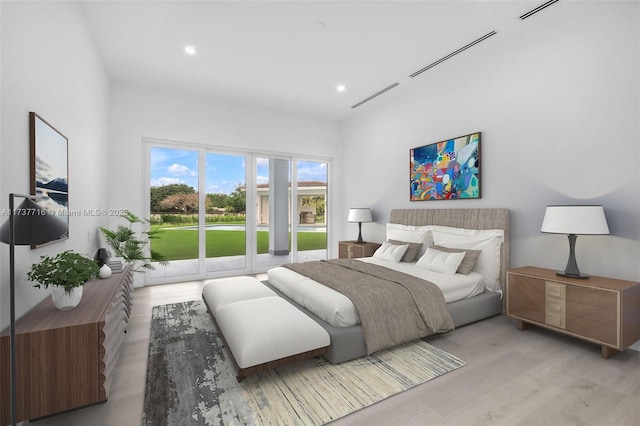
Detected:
[{"left": 202, "top": 277, "right": 330, "bottom": 381}]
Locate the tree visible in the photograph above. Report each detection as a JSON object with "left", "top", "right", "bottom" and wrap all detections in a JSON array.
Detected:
[
  {"left": 150, "top": 184, "right": 195, "bottom": 212},
  {"left": 302, "top": 196, "right": 325, "bottom": 217},
  {"left": 227, "top": 184, "right": 246, "bottom": 213},
  {"left": 206, "top": 193, "right": 230, "bottom": 209},
  {"left": 159, "top": 192, "right": 199, "bottom": 213}
]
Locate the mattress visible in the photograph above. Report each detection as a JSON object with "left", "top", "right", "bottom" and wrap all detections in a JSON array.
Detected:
[{"left": 267, "top": 257, "right": 485, "bottom": 328}]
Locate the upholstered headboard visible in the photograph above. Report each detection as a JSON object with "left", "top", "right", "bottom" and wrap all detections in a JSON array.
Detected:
[{"left": 389, "top": 208, "right": 511, "bottom": 293}]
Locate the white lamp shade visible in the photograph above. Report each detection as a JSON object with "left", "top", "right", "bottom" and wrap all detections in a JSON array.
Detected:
[
  {"left": 347, "top": 208, "right": 372, "bottom": 223},
  {"left": 541, "top": 205, "right": 609, "bottom": 235}
]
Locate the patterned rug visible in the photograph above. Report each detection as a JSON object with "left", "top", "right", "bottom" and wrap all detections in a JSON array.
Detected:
[{"left": 142, "top": 299, "right": 466, "bottom": 426}]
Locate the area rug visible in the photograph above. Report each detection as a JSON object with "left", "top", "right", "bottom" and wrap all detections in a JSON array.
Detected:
[{"left": 142, "top": 299, "right": 466, "bottom": 426}]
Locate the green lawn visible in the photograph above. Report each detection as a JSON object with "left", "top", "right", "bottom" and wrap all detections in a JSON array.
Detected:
[{"left": 150, "top": 228, "right": 327, "bottom": 261}]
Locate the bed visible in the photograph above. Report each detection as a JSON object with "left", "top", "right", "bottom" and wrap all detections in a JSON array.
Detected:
[{"left": 266, "top": 208, "right": 510, "bottom": 363}]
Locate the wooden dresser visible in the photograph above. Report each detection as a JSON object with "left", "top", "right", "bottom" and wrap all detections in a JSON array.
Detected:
[
  {"left": 0, "top": 267, "right": 133, "bottom": 424},
  {"left": 507, "top": 266, "right": 640, "bottom": 358}
]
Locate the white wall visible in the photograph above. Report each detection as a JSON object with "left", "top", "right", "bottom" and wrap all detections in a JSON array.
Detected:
[
  {"left": 107, "top": 81, "right": 341, "bottom": 268},
  {"left": 1, "top": 1, "right": 636, "bottom": 331},
  {"left": 339, "top": 1, "right": 639, "bottom": 281},
  {"left": 0, "top": 1, "right": 110, "bottom": 327}
]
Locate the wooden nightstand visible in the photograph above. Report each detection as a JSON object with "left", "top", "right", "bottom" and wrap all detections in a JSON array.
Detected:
[
  {"left": 506, "top": 266, "right": 640, "bottom": 358},
  {"left": 338, "top": 241, "right": 381, "bottom": 259}
]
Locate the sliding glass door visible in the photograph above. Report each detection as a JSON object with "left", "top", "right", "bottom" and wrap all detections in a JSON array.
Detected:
[
  {"left": 148, "top": 146, "right": 200, "bottom": 279},
  {"left": 295, "top": 160, "right": 328, "bottom": 262},
  {"left": 255, "top": 157, "right": 292, "bottom": 270},
  {"left": 254, "top": 158, "right": 328, "bottom": 269},
  {"left": 145, "top": 141, "right": 328, "bottom": 284},
  {"left": 205, "top": 152, "right": 247, "bottom": 274}
]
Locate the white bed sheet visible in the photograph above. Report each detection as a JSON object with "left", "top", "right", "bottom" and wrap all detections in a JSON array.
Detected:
[
  {"left": 358, "top": 257, "right": 486, "bottom": 302},
  {"left": 267, "top": 266, "right": 360, "bottom": 327},
  {"left": 267, "top": 258, "right": 485, "bottom": 328}
]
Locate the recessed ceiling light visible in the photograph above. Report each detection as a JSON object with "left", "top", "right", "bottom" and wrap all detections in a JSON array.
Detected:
[
  {"left": 336, "top": 84, "right": 347, "bottom": 93},
  {"left": 184, "top": 45, "right": 197, "bottom": 56}
]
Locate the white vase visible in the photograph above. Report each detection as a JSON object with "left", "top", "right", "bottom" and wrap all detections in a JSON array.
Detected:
[
  {"left": 51, "top": 286, "right": 83, "bottom": 311},
  {"left": 99, "top": 263, "right": 112, "bottom": 279}
]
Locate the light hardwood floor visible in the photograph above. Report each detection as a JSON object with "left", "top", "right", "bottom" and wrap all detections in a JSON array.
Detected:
[{"left": 28, "top": 278, "right": 640, "bottom": 426}]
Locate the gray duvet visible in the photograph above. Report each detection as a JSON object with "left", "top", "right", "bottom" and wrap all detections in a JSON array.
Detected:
[{"left": 282, "top": 259, "right": 454, "bottom": 354}]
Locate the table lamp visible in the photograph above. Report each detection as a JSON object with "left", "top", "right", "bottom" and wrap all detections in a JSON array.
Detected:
[
  {"left": 347, "top": 208, "right": 372, "bottom": 243},
  {"left": 540, "top": 205, "right": 609, "bottom": 278}
]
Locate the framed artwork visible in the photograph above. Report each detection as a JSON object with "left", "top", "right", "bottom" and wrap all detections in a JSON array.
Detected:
[
  {"left": 410, "top": 131, "right": 480, "bottom": 201},
  {"left": 30, "top": 112, "right": 69, "bottom": 246}
]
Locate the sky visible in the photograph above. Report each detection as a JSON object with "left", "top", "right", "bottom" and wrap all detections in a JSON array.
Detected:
[
  {"left": 35, "top": 115, "right": 67, "bottom": 182},
  {"left": 150, "top": 147, "right": 327, "bottom": 194}
]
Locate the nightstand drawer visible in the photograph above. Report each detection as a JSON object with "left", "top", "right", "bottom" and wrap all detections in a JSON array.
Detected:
[
  {"left": 546, "top": 281, "right": 565, "bottom": 299},
  {"left": 545, "top": 281, "right": 566, "bottom": 329},
  {"left": 545, "top": 312, "right": 564, "bottom": 329},
  {"left": 546, "top": 298, "right": 564, "bottom": 313},
  {"left": 338, "top": 241, "right": 381, "bottom": 259},
  {"left": 506, "top": 274, "right": 545, "bottom": 324},
  {"left": 566, "top": 286, "right": 617, "bottom": 346}
]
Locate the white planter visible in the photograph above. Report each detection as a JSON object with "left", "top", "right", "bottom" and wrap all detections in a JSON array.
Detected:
[
  {"left": 51, "top": 286, "right": 83, "bottom": 311},
  {"left": 99, "top": 263, "right": 112, "bottom": 279}
]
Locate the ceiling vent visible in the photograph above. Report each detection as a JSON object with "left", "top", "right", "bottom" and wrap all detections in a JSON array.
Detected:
[
  {"left": 351, "top": 83, "right": 400, "bottom": 109},
  {"left": 519, "top": 0, "right": 560, "bottom": 20},
  {"left": 410, "top": 31, "right": 497, "bottom": 78}
]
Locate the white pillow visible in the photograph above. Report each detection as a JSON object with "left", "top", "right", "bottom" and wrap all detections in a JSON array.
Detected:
[
  {"left": 373, "top": 242, "right": 409, "bottom": 263},
  {"left": 416, "top": 247, "right": 466, "bottom": 275},
  {"left": 432, "top": 228, "right": 504, "bottom": 292},
  {"left": 386, "top": 223, "right": 433, "bottom": 257}
]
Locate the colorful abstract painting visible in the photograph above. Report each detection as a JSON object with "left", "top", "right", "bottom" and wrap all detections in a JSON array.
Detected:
[{"left": 410, "top": 132, "right": 480, "bottom": 201}]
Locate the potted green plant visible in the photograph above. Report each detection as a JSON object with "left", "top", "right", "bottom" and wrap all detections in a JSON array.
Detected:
[
  {"left": 27, "top": 250, "right": 100, "bottom": 310},
  {"left": 99, "top": 210, "right": 168, "bottom": 273}
]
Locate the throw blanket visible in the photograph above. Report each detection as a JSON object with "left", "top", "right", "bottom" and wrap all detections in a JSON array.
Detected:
[{"left": 282, "top": 259, "right": 454, "bottom": 354}]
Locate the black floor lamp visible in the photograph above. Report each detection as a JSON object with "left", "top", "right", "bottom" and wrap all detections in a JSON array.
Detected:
[{"left": 0, "top": 194, "right": 68, "bottom": 426}]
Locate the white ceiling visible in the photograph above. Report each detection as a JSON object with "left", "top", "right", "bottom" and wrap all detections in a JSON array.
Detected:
[{"left": 79, "top": 0, "right": 553, "bottom": 120}]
